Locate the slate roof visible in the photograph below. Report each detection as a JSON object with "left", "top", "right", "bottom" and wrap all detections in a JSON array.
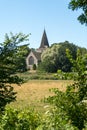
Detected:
[
  {"left": 39, "top": 29, "right": 49, "bottom": 48},
  {"left": 32, "top": 50, "right": 41, "bottom": 61}
]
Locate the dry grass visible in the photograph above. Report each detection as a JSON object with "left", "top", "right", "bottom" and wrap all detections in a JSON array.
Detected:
[{"left": 9, "top": 80, "right": 72, "bottom": 111}]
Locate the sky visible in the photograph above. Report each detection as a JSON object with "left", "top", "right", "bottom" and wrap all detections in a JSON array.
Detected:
[{"left": 0, "top": 0, "right": 87, "bottom": 49}]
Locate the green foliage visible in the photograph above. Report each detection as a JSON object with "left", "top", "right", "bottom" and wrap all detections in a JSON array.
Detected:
[
  {"left": 0, "top": 84, "right": 17, "bottom": 112},
  {"left": 33, "top": 64, "right": 37, "bottom": 70},
  {"left": 40, "top": 107, "right": 78, "bottom": 130},
  {"left": 45, "top": 49, "right": 87, "bottom": 130},
  {"left": 0, "top": 107, "right": 41, "bottom": 130},
  {"left": 40, "top": 44, "right": 60, "bottom": 72},
  {"left": 20, "top": 71, "right": 58, "bottom": 80},
  {"left": 0, "top": 32, "right": 29, "bottom": 111},
  {"left": 57, "top": 41, "right": 77, "bottom": 72},
  {"left": 54, "top": 69, "right": 75, "bottom": 80},
  {"left": 16, "top": 44, "right": 30, "bottom": 72},
  {"left": 40, "top": 41, "right": 78, "bottom": 72},
  {"left": 69, "top": 0, "right": 87, "bottom": 25},
  {"left": 38, "top": 57, "right": 57, "bottom": 73}
]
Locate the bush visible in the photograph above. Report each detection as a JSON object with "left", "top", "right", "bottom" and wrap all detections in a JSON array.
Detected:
[
  {"left": 33, "top": 64, "right": 37, "bottom": 70},
  {"left": 45, "top": 50, "right": 87, "bottom": 130},
  {"left": 0, "top": 107, "right": 41, "bottom": 130},
  {"left": 54, "top": 69, "right": 76, "bottom": 80}
]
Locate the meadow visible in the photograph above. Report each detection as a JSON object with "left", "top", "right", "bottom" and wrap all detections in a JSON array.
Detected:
[{"left": 9, "top": 80, "right": 72, "bottom": 112}]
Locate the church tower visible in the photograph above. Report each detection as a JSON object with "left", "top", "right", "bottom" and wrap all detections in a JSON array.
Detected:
[
  {"left": 26, "top": 29, "right": 49, "bottom": 69},
  {"left": 39, "top": 29, "right": 49, "bottom": 49}
]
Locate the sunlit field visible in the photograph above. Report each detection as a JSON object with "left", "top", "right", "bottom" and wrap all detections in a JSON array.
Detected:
[{"left": 9, "top": 80, "right": 72, "bottom": 112}]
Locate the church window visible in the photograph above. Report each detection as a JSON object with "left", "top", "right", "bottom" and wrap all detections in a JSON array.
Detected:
[{"left": 29, "top": 56, "right": 34, "bottom": 65}]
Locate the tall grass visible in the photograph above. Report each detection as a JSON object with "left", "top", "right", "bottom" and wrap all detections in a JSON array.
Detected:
[{"left": 8, "top": 80, "right": 72, "bottom": 112}]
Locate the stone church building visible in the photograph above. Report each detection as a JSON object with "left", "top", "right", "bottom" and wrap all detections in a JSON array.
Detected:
[{"left": 26, "top": 30, "right": 49, "bottom": 69}]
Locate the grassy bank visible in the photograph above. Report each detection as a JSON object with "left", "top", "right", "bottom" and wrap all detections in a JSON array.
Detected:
[{"left": 17, "top": 71, "right": 58, "bottom": 81}]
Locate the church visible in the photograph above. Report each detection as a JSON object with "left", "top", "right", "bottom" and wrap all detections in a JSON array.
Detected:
[{"left": 26, "top": 29, "right": 49, "bottom": 69}]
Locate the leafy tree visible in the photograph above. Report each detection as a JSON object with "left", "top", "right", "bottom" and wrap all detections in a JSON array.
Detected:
[
  {"left": 40, "top": 41, "right": 78, "bottom": 72},
  {"left": 0, "top": 32, "right": 29, "bottom": 111},
  {"left": 46, "top": 49, "right": 87, "bottom": 130},
  {"left": 57, "top": 41, "right": 77, "bottom": 72},
  {"left": 69, "top": 0, "right": 87, "bottom": 25},
  {"left": 15, "top": 44, "right": 30, "bottom": 72},
  {"left": 38, "top": 57, "right": 56, "bottom": 73}
]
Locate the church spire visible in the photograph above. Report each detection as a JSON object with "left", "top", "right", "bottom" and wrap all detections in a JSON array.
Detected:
[{"left": 39, "top": 29, "right": 49, "bottom": 48}]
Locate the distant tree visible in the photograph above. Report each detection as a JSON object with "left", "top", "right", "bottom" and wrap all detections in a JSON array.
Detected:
[
  {"left": 40, "top": 41, "right": 78, "bottom": 72},
  {"left": 40, "top": 44, "right": 60, "bottom": 72},
  {"left": 69, "top": 0, "right": 87, "bottom": 25},
  {"left": 57, "top": 41, "right": 77, "bottom": 72},
  {"left": 38, "top": 57, "right": 56, "bottom": 73},
  {"left": 0, "top": 32, "right": 29, "bottom": 111},
  {"left": 79, "top": 47, "right": 87, "bottom": 55}
]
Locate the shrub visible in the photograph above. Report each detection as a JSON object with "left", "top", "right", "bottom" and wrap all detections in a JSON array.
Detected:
[
  {"left": 0, "top": 107, "right": 41, "bottom": 130},
  {"left": 33, "top": 64, "right": 37, "bottom": 70},
  {"left": 45, "top": 50, "right": 87, "bottom": 130}
]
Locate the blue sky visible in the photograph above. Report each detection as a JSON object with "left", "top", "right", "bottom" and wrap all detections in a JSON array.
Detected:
[{"left": 0, "top": 0, "right": 87, "bottom": 48}]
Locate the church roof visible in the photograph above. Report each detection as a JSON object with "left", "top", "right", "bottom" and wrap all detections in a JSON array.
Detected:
[
  {"left": 39, "top": 29, "right": 49, "bottom": 48},
  {"left": 31, "top": 50, "right": 41, "bottom": 61}
]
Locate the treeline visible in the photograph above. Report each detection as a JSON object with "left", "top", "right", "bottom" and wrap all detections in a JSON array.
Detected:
[{"left": 38, "top": 41, "right": 87, "bottom": 73}]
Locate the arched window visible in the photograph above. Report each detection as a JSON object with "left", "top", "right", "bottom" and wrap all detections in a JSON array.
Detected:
[{"left": 29, "top": 56, "right": 34, "bottom": 65}]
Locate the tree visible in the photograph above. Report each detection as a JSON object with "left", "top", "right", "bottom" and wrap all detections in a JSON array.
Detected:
[
  {"left": 57, "top": 41, "right": 77, "bottom": 72},
  {"left": 69, "top": 0, "right": 87, "bottom": 25},
  {"left": 39, "top": 44, "right": 60, "bottom": 72},
  {"left": 46, "top": 49, "right": 87, "bottom": 130},
  {"left": 0, "top": 32, "right": 29, "bottom": 111},
  {"left": 38, "top": 57, "right": 56, "bottom": 73},
  {"left": 15, "top": 44, "right": 30, "bottom": 72},
  {"left": 40, "top": 41, "right": 78, "bottom": 72}
]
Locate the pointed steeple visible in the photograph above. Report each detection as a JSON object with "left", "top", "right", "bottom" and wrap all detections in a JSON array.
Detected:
[{"left": 39, "top": 29, "right": 49, "bottom": 48}]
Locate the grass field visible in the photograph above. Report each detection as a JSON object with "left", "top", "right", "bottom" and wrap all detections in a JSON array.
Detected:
[{"left": 9, "top": 80, "right": 72, "bottom": 112}]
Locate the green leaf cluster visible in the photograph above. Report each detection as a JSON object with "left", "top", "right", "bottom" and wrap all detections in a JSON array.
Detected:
[
  {"left": 45, "top": 50, "right": 87, "bottom": 130},
  {"left": 39, "top": 41, "right": 78, "bottom": 72},
  {"left": 69, "top": 0, "right": 87, "bottom": 25},
  {"left": 0, "top": 32, "right": 29, "bottom": 111},
  {"left": 0, "top": 107, "right": 41, "bottom": 130}
]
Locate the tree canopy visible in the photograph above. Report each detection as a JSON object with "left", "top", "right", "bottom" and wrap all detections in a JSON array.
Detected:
[
  {"left": 69, "top": 0, "right": 87, "bottom": 25},
  {"left": 39, "top": 41, "right": 78, "bottom": 73}
]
